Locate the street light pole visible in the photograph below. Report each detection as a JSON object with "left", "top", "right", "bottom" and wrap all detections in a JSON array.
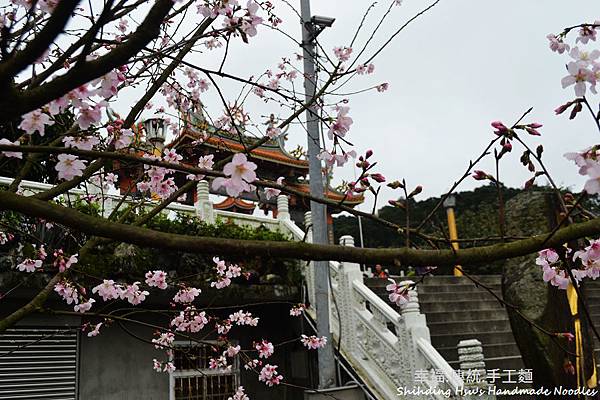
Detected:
[{"left": 300, "top": 0, "right": 336, "bottom": 389}]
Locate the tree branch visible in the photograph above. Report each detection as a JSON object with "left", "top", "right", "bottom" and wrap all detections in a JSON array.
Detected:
[{"left": 2, "top": 190, "right": 600, "bottom": 266}]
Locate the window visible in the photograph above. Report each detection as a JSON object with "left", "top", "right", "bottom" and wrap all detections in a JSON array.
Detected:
[
  {"left": 170, "top": 342, "right": 239, "bottom": 400},
  {"left": 0, "top": 327, "right": 78, "bottom": 400}
]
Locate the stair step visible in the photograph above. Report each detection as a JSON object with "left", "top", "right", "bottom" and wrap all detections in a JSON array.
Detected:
[
  {"left": 418, "top": 291, "right": 505, "bottom": 302},
  {"left": 420, "top": 299, "right": 503, "bottom": 312},
  {"left": 366, "top": 287, "right": 504, "bottom": 303},
  {"left": 417, "top": 283, "right": 501, "bottom": 294},
  {"left": 419, "top": 275, "right": 502, "bottom": 285},
  {"left": 427, "top": 319, "right": 512, "bottom": 335},
  {"left": 425, "top": 309, "right": 509, "bottom": 323},
  {"left": 431, "top": 331, "right": 517, "bottom": 348}
]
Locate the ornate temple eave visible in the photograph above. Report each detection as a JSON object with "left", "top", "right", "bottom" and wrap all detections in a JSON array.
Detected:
[
  {"left": 213, "top": 197, "right": 256, "bottom": 212},
  {"left": 169, "top": 131, "right": 309, "bottom": 170}
]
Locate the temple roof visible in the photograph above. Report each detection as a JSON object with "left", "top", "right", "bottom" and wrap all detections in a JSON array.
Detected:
[
  {"left": 168, "top": 123, "right": 308, "bottom": 170},
  {"left": 213, "top": 197, "right": 256, "bottom": 213},
  {"left": 165, "top": 116, "right": 364, "bottom": 209},
  {"left": 288, "top": 183, "right": 363, "bottom": 206}
]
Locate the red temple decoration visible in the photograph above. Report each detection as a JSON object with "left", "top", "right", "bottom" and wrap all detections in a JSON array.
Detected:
[{"left": 115, "top": 112, "right": 363, "bottom": 243}]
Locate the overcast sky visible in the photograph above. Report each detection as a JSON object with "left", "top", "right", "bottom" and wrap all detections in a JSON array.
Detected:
[{"left": 127, "top": 0, "right": 599, "bottom": 212}]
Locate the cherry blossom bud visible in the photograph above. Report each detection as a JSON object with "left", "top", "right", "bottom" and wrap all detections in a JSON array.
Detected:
[
  {"left": 554, "top": 101, "right": 573, "bottom": 115},
  {"left": 524, "top": 177, "right": 535, "bottom": 189},
  {"left": 370, "top": 173, "right": 386, "bottom": 183},
  {"left": 365, "top": 149, "right": 373, "bottom": 159},
  {"left": 387, "top": 180, "right": 404, "bottom": 189},
  {"left": 569, "top": 102, "right": 583, "bottom": 120},
  {"left": 558, "top": 332, "right": 575, "bottom": 342},
  {"left": 491, "top": 120, "right": 509, "bottom": 135},
  {"left": 563, "top": 359, "right": 575, "bottom": 375},
  {"left": 472, "top": 170, "right": 489, "bottom": 181},
  {"left": 503, "top": 141, "right": 512, "bottom": 151},
  {"left": 408, "top": 186, "right": 422, "bottom": 198},
  {"left": 388, "top": 199, "right": 405, "bottom": 208}
]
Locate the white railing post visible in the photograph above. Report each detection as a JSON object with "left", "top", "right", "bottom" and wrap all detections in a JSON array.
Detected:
[
  {"left": 195, "top": 180, "right": 214, "bottom": 223},
  {"left": 457, "top": 339, "right": 494, "bottom": 399},
  {"left": 276, "top": 195, "right": 290, "bottom": 221},
  {"left": 304, "top": 211, "right": 315, "bottom": 305},
  {"left": 400, "top": 281, "right": 430, "bottom": 343},
  {"left": 337, "top": 235, "right": 362, "bottom": 353}
]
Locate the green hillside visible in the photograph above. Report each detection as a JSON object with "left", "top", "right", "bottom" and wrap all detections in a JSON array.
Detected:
[{"left": 333, "top": 184, "right": 532, "bottom": 275}]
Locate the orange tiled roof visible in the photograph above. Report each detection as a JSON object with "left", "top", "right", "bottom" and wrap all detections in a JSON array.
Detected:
[
  {"left": 288, "top": 183, "right": 364, "bottom": 205},
  {"left": 213, "top": 197, "right": 256, "bottom": 210},
  {"left": 171, "top": 132, "right": 309, "bottom": 169}
]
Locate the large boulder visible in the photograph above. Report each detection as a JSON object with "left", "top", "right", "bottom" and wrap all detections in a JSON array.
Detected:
[{"left": 501, "top": 190, "right": 586, "bottom": 390}]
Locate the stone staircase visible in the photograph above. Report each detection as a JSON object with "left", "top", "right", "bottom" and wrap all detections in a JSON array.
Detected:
[{"left": 366, "top": 275, "right": 526, "bottom": 393}]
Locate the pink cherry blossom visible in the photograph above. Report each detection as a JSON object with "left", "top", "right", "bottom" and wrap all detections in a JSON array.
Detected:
[
  {"left": 152, "top": 332, "right": 175, "bottom": 349},
  {"left": 264, "top": 177, "right": 283, "bottom": 200},
  {"left": 258, "top": 364, "right": 283, "bottom": 386},
  {"left": 163, "top": 149, "right": 183, "bottom": 164},
  {"left": 376, "top": 82, "right": 389, "bottom": 92},
  {"left": 209, "top": 356, "right": 229, "bottom": 370},
  {"left": 386, "top": 280, "right": 410, "bottom": 306},
  {"left": 163, "top": 362, "right": 176, "bottom": 373},
  {"left": 212, "top": 153, "right": 257, "bottom": 197},
  {"left": 327, "top": 106, "right": 353, "bottom": 140},
  {"left": 173, "top": 287, "right": 200, "bottom": 304},
  {"left": 55, "top": 154, "right": 86, "bottom": 181},
  {"left": 576, "top": 24, "right": 598, "bottom": 44},
  {"left": 63, "top": 136, "right": 100, "bottom": 151},
  {"left": 300, "top": 334, "right": 327, "bottom": 350},
  {"left": 289, "top": 304, "right": 305, "bottom": 316},
  {"left": 92, "top": 279, "right": 121, "bottom": 301},
  {"left": 74, "top": 298, "right": 95, "bottom": 313},
  {"left": 120, "top": 282, "right": 149, "bottom": 305},
  {"left": 569, "top": 47, "right": 600, "bottom": 67},
  {"left": 333, "top": 46, "right": 352, "bottom": 62},
  {"left": 546, "top": 34, "right": 569, "bottom": 54},
  {"left": 19, "top": 109, "right": 53, "bottom": 136},
  {"left": 211, "top": 276, "right": 232, "bottom": 289},
  {"left": 55, "top": 281, "right": 79, "bottom": 305},
  {"left": 255, "top": 340, "right": 274, "bottom": 358},
  {"left": 224, "top": 345, "right": 240, "bottom": 357},
  {"left": 87, "top": 322, "right": 103, "bottom": 337},
  {"left": 77, "top": 104, "right": 102, "bottom": 129},
  {"left": 229, "top": 386, "right": 249, "bottom": 400},
  {"left": 114, "top": 129, "right": 134, "bottom": 150},
  {"left": 561, "top": 62, "right": 594, "bottom": 97},
  {"left": 266, "top": 126, "right": 281, "bottom": 138},
  {"left": 217, "top": 321, "right": 232, "bottom": 335},
  {"left": 536, "top": 248, "right": 559, "bottom": 266},
  {"left": 171, "top": 306, "right": 208, "bottom": 332},
  {"left": 0, "top": 139, "right": 22, "bottom": 159},
  {"left": 229, "top": 310, "right": 259, "bottom": 326},
  {"left": 145, "top": 270, "right": 168, "bottom": 289},
  {"left": 16, "top": 258, "right": 42, "bottom": 273}
]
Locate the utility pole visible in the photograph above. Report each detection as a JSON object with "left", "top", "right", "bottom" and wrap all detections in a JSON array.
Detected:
[{"left": 300, "top": 0, "right": 336, "bottom": 389}]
